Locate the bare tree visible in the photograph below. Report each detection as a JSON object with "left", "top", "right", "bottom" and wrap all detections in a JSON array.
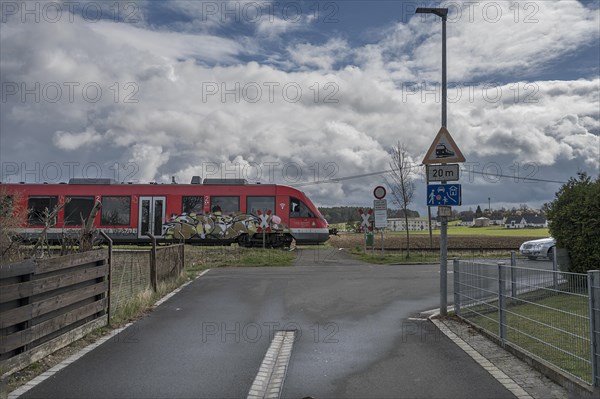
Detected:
[
  {"left": 34, "top": 199, "right": 69, "bottom": 258},
  {"left": 79, "top": 200, "right": 102, "bottom": 252},
  {"left": 388, "top": 142, "right": 416, "bottom": 258},
  {"left": 0, "top": 188, "right": 26, "bottom": 262}
]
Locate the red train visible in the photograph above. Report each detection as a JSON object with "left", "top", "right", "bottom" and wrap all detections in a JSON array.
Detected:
[{"left": 0, "top": 177, "right": 331, "bottom": 246}]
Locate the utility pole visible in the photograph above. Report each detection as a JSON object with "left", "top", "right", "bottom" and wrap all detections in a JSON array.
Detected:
[{"left": 417, "top": 7, "right": 449, "bottom": 316}]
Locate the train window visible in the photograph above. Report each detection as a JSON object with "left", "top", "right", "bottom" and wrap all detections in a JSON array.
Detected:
[
  {"left": 101, "top": 196, "right": 131, "bottom": 226},
  {"left": 247, "top": 197, "right": 275, "bottom": 216},
  {"left": 64, "top": 196, "right": 95, "bottom": 226},
  {"left": 182, "top": 196, "right": 204, "bottom": 214},
  {"left": 27, "top": 196, "right": 58, "bottom": 225},
  {"left": 210, "top": 196, "right": 239, "bottom": 214},
  {"left": 290, "top": 197, "right": 315, "bottom": 218}
]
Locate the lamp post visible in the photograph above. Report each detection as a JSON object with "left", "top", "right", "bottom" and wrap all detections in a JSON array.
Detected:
[{"left": 416, "top": 7, "right": 449, "bottom": 316}]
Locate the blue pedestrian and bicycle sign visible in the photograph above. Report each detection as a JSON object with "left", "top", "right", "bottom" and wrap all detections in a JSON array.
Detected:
[{"left": 427, "top": 184, "right": 462, "bottom": 206}]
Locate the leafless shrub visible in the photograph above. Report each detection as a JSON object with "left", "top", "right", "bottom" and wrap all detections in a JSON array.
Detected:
[{"left": 0, "top": 188, "right": 26, "bottom": 262}]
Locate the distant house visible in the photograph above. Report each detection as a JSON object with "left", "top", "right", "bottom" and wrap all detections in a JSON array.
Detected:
[
  {"left": 388, "top": 218, "right": 436, "bottom": 231},
  {"left": 505, "top": 214, "right": 548, "bottom": 229},
  {"left": 459, "top": 217, "right": 474, "bottom": 227},
  {"left": 474, "top": 217, "right": 490, "bottom": 227},
  {"left": 523, "top": 214, "right": 548, "bottom": 228},
  {"left": 489, "top": 212, "right": 506, "bottom": 226}
]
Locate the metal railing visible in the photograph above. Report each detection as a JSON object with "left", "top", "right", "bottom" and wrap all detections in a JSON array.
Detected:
[{"left": 454, "top": 259, "right": 600, "bottom": 386}]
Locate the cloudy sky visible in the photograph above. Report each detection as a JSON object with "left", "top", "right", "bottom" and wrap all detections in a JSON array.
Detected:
[{"left": 1, "top": 0, "right": 599, "bottom": 215}]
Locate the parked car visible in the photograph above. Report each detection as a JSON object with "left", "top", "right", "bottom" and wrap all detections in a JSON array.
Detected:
[{"left": 519, "top": 237, "right": 556, "bottom": 260}]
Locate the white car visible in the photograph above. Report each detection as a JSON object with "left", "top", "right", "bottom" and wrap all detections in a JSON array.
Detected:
[{"left": 519, "top": 237, "right": 556, "bottom": 261}]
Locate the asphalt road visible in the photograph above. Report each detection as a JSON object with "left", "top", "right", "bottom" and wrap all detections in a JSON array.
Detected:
[{"left": 20, "top": 248, "right": 516, "bottom": 399}]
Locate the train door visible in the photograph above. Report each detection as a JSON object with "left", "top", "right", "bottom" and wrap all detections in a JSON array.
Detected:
[{"left": 138, "top": 196, "right": 166, "bottom": 238}]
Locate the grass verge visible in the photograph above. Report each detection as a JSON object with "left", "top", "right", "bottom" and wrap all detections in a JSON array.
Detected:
[
  {"left": 463, "top": 293, "right": 591, "bottom": 384},
  {"left": 184, "top": 245, "right": 295, "bottom": 273},
  {"left": 351, "top": 247, "right": 514, "bottom": 265}
]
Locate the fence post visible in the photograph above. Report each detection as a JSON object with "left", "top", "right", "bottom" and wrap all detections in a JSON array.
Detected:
[
  {"left": 498, "top": 262, "right": 507, "bottom": 345},
  {"left": 99, "top": 231, "right": 113, "bottom": 327},
  {"left": 147, "top": 233, "right": 158, "bottom": 292},
  {"left": 180, "top": 244, "right": 185, "bottom": 276},
  {"left": 510, "top": 251, "right": 517, "bottom": 304},
  {"left": 588, "top": 270, "right": 600, "bottom": 387},
  {"left": 453, "top": 258, "right": 460, "bottom": 316},
  {"left": 552, "top": 246, "right": 558, "bottom": 290}
]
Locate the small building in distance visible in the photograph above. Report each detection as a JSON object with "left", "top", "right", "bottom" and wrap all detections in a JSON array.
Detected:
[
  {"left": 473, "top": 217, "right": 491, "bottom": 227},
  {"left": 458, "top": 216, "right": 474, "bottom": 227},
  {"left": 387, "top": 218, "right": 437, "bottom": 231},
  {"left": 489, "top": 211, "right": 506, "bottom": 226},
  {"left": 505, "top": 214, "right": 548, "bottom": 229}
]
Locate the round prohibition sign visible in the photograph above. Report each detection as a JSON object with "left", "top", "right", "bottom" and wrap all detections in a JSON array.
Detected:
[{"left": 373, "top": 186, "right": 386, "bottom": 199}]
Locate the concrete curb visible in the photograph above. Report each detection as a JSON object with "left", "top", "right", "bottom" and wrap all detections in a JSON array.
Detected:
[{"left": 428, "top": 312, "right": 533, "bottom": 399}]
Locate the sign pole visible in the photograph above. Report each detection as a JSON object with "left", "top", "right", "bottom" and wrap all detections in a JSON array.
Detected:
[
  {"left": 439, "top": 11, "right": 449, "bottom": 316},
  {"left": 371, "top": 222, "right": 374, "bottom": 256},
  {"left": 440, "top": 199, "right": 448, "bottom": 316}
]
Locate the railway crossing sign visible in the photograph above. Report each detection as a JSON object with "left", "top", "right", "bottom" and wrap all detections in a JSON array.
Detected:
[
  {"left": 427, "top": 184, "right": 462, "bottom": 206},
  {"left": 422, "top": 127, "right": 465, "bottom": 165},
  {"left": 256, "top": 209, "right": 272, "bottom": 232},
  {"left": 359, "top": 208, "right": 373, "bottom": 229}
]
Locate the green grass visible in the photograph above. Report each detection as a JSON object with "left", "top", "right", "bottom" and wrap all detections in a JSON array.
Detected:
[
  {"left": 464, "top": 293, "right": 591, "bottom": 383},
  {"left": 184, "top": 245, "right": 295, "bottom": 275},
  {"left": 351, "top": 247, "right": 514, "bottom": 265},
  {"left": 354, "top": 251, "right": 440, "bottom": 264},
  {"left": 385, "top": 225, "right": 550, "bottom": 237},
  {"left": 111, "top": 276, "right": 188, "bottom": 324}
]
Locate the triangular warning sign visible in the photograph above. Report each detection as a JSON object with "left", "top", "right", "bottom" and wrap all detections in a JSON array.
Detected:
[{"left": 422, "top": 127, "right": 466, "bottom": 165}]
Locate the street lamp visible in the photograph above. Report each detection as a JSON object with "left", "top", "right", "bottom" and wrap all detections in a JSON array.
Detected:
[
  {"left": 415, "top": 7, "right": 448, "bottom": 127},
  {"left": 416, "top": 7, "right": 450, "bottom": 316}
]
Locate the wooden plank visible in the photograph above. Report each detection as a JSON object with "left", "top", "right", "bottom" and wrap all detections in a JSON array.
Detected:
[
  {"left": 0, "top": 315, "right": 107, "bottom": 377},
  {"left": 0, "top": 281, "right": 33, "bottom": 304},
  {"left": 0, "top": 259, "right": 35, "bottom": 279},
  {"left": 33, "top": 265, "right": 108, "bottom": 297},
  {"left": 0, "top": 281, "right": 108, "bottom": 328},
  {"left": 34, "top": 249, "right": 108, "bottom": 275},
  {"left": 0, "top": 299, "right": 106, "bottom": 353},
  {"left": 0, "top": 265, "right": 108, "bottom": 304}
]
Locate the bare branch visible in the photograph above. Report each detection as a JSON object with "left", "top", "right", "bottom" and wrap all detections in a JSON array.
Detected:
[{"left": 388, "top": 142, "right": 416, "bottom": 257}]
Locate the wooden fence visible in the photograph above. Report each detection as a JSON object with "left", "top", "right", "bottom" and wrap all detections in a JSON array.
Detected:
[{"left": 0, "top": 249, "right": 109, "bottom": 376}]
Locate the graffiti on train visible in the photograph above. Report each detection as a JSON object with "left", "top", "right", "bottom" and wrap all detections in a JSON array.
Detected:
[{"left": 162, "top": 210, "right": 287, "bottom": 240}]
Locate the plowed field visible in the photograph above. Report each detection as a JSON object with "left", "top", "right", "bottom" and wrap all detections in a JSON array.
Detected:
[{"left": 329, "top": 233, "right": 538, "bottom": 250}]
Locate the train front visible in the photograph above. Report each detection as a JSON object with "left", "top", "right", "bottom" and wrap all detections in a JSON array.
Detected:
[{"left": 284, "top": 188, "right": 331, "bottom": 244}]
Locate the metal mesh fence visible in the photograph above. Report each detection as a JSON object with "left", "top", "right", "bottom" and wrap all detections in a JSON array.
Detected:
[
  {"left": 155, "top": 244, "right": 184, "bottom": 281},
  {"left": 110, "top": 250, "right": 151, "bottom": 314},
  {"left": 109, "top": 245, "right": 185, "bottom": 315},
  {"left": 455, "top": 260, "right": 592, "bottom": 385},
  {"left": 590, "top": 272, "right": 600, "bottom": 387}
]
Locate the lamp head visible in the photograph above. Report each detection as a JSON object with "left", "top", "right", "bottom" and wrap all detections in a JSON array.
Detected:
[{"left": 415, "top": 7, "right": 448, "bottom": 19}]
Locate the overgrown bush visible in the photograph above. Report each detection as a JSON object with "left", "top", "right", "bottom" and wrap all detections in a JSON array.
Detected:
[
  {"left": 0, "top": 188, "right": 26, "bottom": 263},
  {"left": 546, "top": 172, "right": 600, "bottom": 273}
]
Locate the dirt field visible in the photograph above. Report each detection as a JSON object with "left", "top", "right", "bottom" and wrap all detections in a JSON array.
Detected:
[{"left": 329, "top": 233, "right": 539, "bottom": 250}]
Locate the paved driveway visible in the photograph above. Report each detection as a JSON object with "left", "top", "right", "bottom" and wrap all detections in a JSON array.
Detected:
[{"left": 19, "top": 249, "right": 515, "bottom": 398}]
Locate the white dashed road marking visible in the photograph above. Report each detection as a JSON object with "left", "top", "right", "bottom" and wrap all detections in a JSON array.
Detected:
[{"left": 248, "top": 330, "right": 295, "bottom": 399}]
